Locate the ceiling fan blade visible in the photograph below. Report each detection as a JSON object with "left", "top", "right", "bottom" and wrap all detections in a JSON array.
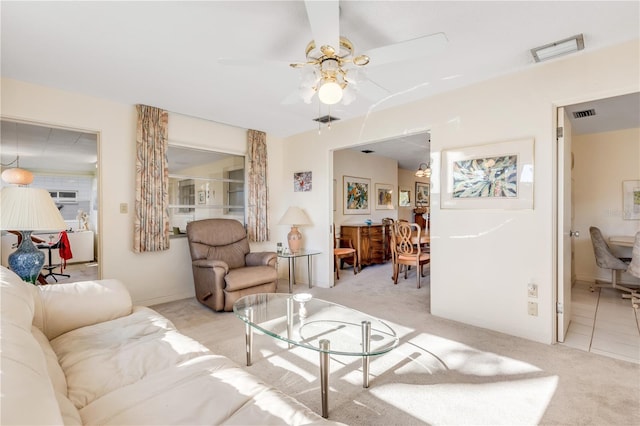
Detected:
[
  {"left": 304, "top": 0, "right": 339, "bottom": 51},
  {"left": 364, "top": 32, "right": 448, "bottom": 67}
]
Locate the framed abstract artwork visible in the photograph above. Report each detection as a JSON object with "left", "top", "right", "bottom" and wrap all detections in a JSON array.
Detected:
[
  {"left": 415, "top": 182, "right": 430, "bottom": 206},
  {"left": 294, "top": 171, "right": 312, "bottom": 192},
  {"left": 399, "top": 189, "right": 411, "bottom": 207},
  {"left": 343, "top": 176, "right": 370, "bottom": 214},
  {"left": 375, "top": 183, "right": 394, "bottom": 210},
  {"left": 441, "top": 138, "right": 534, "bottom": 209},
  {"left": 622, "top": 180, "right": 640, "bottom": 220}
]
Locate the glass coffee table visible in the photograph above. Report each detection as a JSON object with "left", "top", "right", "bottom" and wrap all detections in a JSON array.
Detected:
[{"left": 233, "top": 293, "right": 399, "bottom": 418}]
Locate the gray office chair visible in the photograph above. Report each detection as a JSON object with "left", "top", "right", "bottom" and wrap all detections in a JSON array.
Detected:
[
  {"left": 589, "top": 226, "right": 636, "bottom": 297},
  {"left": 625, "top": 231, "right": 640, "bottom": 308}
]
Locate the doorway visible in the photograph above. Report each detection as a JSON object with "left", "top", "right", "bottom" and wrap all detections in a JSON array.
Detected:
[
  {"left": 556, "top": 92, "right": 640, "bottom": 362},
  {"left": 331, "top": 131, "right": 432, "bottom": 294},
  {"left": 0, "top": 119, "right": 101, "bottom": 280}
]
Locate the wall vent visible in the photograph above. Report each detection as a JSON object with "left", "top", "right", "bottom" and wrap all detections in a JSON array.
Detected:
[
  {"left": 572, "top": 109, "right": 596, "bottom": 119},
  {"left": 313, "top": 115, "right": 340, "bottom": 124},
  {"left": 361, "top": 149, "right": 374, "bottom": 154}
]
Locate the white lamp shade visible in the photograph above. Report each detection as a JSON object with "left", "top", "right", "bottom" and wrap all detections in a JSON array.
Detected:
[
  {"left": 278, "top": 206, "right": 312, "bottom": 226},
  {"left": 1, "top": 187, "right": 67, "bottom": 231}
]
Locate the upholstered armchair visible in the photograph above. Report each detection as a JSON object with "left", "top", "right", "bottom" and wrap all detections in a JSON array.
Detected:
[{"left": 186, "top": 219, "right": 278, "bottom": 312}]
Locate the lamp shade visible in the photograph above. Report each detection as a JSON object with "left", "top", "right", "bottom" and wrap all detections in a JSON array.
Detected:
[
  {"left": 278, "top": 206, "right": 311, "bottom": 226},
  {"left": 1, "top": 187, "right": 66, "bottom": 231}
]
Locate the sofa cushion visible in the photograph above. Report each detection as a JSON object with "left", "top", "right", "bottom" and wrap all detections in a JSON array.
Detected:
[
  {"left": 36, "top": 279, "right": 133, "bottom": 340},
  {"left": 78, "top": 355, "right": 327, "bottom": 425},
  {"left": 51, "top": 306, "right": 211, "bottom": 409},
  {"left": 225, "top": 265, "right": 278, "bottom": 291}
]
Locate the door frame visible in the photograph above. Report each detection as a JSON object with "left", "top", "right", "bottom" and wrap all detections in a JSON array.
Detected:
[{"left": 553, "top": 88, "right": 637, "bottom": 342}]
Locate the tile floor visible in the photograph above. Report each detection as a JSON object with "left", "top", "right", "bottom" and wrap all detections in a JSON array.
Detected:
[{"left": 562, "top": 280, "right": 640, "bottom": 364}]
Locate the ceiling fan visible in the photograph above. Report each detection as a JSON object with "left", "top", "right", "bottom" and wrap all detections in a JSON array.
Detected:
[{"left": 290, "top": 0, "right": 448, "bottom": 106}]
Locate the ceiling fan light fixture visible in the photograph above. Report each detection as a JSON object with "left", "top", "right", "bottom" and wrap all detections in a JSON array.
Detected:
[{"left": 318, "top": 79, "right": 343, "bottom": 105}]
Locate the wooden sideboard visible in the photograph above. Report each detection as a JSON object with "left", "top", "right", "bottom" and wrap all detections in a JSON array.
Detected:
[{"left": 340, "top": 224, "right": 391, "bottom": 270}]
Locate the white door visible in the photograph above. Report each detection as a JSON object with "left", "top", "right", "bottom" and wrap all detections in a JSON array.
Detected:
[{"left": 557, "top": 107, "right": 573, "bottom": 342}]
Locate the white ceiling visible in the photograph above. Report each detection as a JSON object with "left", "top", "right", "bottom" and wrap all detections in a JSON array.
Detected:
[{"left": 1, "top": 1, "right": 639, "bottom": 173}]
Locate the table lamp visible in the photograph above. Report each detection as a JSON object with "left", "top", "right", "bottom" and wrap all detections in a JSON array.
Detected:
[
  {"left": 1, "top": 186, "right": 67, "bottom": 284},
  {"left": 278, "top": 206, "right": 312, "bottom": 253}
]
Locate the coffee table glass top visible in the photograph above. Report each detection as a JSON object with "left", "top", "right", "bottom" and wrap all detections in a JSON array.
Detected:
[{"left": 233, "top": 293, "right": 398, "bottom": 356}]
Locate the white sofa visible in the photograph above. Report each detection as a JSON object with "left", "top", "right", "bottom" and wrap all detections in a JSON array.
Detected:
[{"left": 0, "top": 266, "right": 339, "bottom": 425}]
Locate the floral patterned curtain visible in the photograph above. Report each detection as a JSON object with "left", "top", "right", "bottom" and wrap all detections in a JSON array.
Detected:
[
  {"left": 247, "top": 129, "right": 269, "bottom": 242},
  {"left": 134, "top": 105, "right": 170, "bottom": 252}
]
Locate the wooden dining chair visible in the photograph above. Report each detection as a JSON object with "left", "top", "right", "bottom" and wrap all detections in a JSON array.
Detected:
[
  {"left": 334, "top": 224, "right": 358, "bottom": 279},
  {"left": 390, "top": 222, "right": 430, "bottom": 288}
]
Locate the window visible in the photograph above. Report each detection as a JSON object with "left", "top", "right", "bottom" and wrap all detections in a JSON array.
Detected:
[{"left": 167, "top": 145, "right": 245, "bottom": 236}]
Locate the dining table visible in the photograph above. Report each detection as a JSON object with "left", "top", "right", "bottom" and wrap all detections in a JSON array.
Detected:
[{"left": 609, "top": 235, "right": 635, "bottom": 248}]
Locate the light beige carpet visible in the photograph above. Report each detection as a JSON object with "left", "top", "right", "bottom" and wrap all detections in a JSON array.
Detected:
[{"left": 153, "top": 263, "right": 640, "bottom": 425}]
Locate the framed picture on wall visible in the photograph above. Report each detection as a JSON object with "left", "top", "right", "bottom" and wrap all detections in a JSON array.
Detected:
[
  {"left": 343, "top": 176, "right": 370, "bottom": 214},
  {"left": 441, "top": 138, "right": 534, "bottom": 209},
  {"left": 399, "top": 189, "right": 411, "bottom": 207},
  {"left": 375, "top": 183, "right": 394, "bottom": 210},
  {"left": 415, "top": 182, "right": 430, "bottom": 207},
  {"left": 294, "top": 171, "right": 312, "bottom": 192},
  {"left": 623, "top": 180, "right": 640, "bottom": 220}
]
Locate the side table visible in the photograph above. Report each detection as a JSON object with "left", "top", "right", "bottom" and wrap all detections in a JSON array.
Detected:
[{"left": 277, "top": 249, "right": 321, "bottom": 293}]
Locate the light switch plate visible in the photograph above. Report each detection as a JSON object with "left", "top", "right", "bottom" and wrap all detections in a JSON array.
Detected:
[
  {"left": 120, "top": 203, "right": 128, "bottom": 214},
  {"left": 528, "top": 301, "right": 538, "bottom": 316}
]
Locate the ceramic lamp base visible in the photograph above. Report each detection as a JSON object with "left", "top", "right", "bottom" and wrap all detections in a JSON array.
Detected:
[
  {"left": 287, "top": 226, "right": 303, "bottom": 253},
  {"left": 8, "top": 231, "right": 45, "bottom": 285}
]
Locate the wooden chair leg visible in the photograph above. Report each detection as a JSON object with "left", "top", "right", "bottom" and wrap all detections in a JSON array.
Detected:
[{"left": 335, "top": 256, "right": 340, "bottom": 280}]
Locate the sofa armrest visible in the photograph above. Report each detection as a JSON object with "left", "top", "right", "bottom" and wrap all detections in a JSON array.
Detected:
[
  {"left": 33, "top": 279, "right": 133, "bottom": 340},
  {"left": 246, "top": 252, "right": 277, "bottom": 267}
]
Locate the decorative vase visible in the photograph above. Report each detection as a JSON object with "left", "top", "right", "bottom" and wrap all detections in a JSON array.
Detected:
[
  {"left": 287, "top": 226, "right": 302, "bottom": 252},
  {"left": 8, "top": 231, "right": 45, "bottom": 285}
]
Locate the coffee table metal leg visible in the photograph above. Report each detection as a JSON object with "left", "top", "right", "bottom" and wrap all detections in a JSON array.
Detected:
[
  {"left": 286, "top": 297, "right": 294, "bottom": 349},
  {"left": 319, "top": 339, "right": 330, "bottom": 418},
  {"left": 308, "top": 255, "right": 313, "bottom": 288},
  {"left": 361, "top": 320, "right": 371, "bottom": 388},
  {"left": 245, "top": 308, "right": 254, "bottom": 366}
]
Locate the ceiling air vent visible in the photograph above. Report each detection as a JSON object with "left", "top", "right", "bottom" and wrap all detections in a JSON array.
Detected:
[
  {"left": 313, "top": 115, "right": 340, "bottom": 124},
  {"left": 572, "top": 109, "right": 596, "bottom": 119}
]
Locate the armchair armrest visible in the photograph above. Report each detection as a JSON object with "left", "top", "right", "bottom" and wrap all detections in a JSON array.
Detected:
[
  {"left": 192, "top": 258, "right": 229, "bottom": 274},
  {"left": 34, "top": 279, "right": 133, "bottom": 340},
  {"left": 246, "top": 251, "right": 277, "bottom": 267}
]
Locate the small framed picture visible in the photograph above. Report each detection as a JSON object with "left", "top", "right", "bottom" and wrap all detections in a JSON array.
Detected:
[
  {"left": 294, "top": 171, "right": 312, "bottom": 192},
  {"left": 399, "top": 189, "right": 411, "bottom": 207},
  {"left": 416, "top": 182, "right": 430, "bottom": 207},
  {"left": 375, "top": 183, "right": 394, "bottom": 210},
  {"left": 623, "top": 180, "right": 640, "bottom": 220},
  {"left": 198, "top": 190, "right": 206, "bottom": 204}
]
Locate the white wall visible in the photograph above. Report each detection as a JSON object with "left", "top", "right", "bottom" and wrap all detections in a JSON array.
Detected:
[
  {"left": 573, "top": 127, "right": 640, "bottom": 285},
  {"left": 281, "top": 40, "right": 640, "bottom": 344},
  {"left": 1, "top": 79, "right": 285, "bottom": 305}
]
